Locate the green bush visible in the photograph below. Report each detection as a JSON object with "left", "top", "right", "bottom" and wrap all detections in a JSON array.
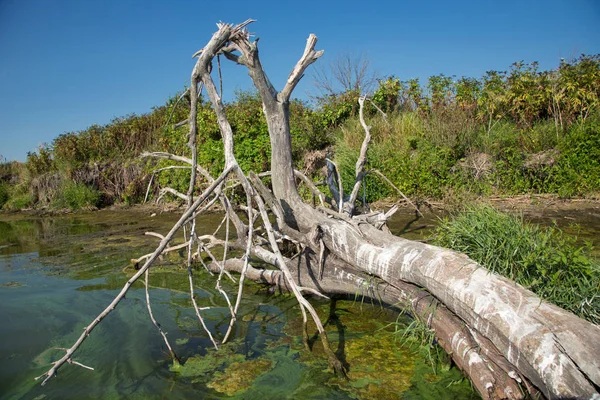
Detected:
[
  {"left": 432, "top": 205, "right": 600, "bottom": 324},
  {"left": 0, "top": 184, "right": 8, "bottom": 208},
  {"left": 3, "top": 192, "right": 32, "bottom": 210},
  {"left": 549, "top": 117, "right": 600, "bottom": 197},
  {"left": 333, "top": 111, "right": 465, "bottom": 201},
  {"left": 53, "top": 183, "right": 101, "bottom": 210},
  {"left": 16, "top": 55, "right": 599, "bottom": 207}
]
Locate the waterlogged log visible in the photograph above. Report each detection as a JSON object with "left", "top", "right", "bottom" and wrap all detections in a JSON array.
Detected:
[{"left": 38, "top": 20, "right": 600, "bottom": 400}]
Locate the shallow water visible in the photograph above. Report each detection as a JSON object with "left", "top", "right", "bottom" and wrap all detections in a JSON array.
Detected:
[{"left": 0, "top": 210, "right": 477, "bottom": 400}]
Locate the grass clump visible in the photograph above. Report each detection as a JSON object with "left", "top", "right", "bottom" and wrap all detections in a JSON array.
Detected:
[
  {"left": 53, "top": 182, "right": 101, "bottom": 210},
  {"left": 432, "top": 204, "right": 600, "bottom": 324},
  {"left": 1, "top": 188, "right": 32, "bottom": 211},
  {"left": 0, "top": 183, "right": 8, "bottom": 209}
]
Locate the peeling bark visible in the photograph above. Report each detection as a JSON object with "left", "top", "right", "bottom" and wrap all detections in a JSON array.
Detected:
[{"left": 219, "top": 22, "right": 600, "bottom": 398}]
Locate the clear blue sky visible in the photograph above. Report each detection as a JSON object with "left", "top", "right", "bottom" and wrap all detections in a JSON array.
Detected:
[{"left": 0, "top": 0, "right": 598, "bottom": 161}]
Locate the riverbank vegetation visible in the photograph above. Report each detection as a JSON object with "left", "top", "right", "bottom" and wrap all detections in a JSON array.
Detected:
[{"left": 1, "top": 54, "right": 598, "bottom": 211}]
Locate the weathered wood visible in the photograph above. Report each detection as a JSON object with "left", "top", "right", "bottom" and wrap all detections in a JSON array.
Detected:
[
  {"left": 346, "top": 96, "right": 371, "bottom": 215},
  {"left": 315, "top": 222, "right": 600, "bottom": 399},
  {"left": 36, "top": 166, "right": 235, "bottom": 385}
]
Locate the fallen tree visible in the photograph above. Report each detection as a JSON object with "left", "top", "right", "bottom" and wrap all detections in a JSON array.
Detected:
[{"left": 37, "top": 21, "right": 600, "bottom": 400}]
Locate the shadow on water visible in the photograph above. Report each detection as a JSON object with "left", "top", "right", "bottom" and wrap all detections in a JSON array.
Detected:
[
  {"left": 326, "top": 298, "right": 350, "bottom": 373},
  {"left": 387, "top": 209, "right": 439, "bottom": 241}
]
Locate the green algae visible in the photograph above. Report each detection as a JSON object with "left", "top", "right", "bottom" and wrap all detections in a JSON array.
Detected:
[
  {"left": 171, "top": 340, "right": 276, "bottom": 397},
  {"left": 330, "top": 329, "right": 418, "bottom": 399},
  {"left": 280, "top": 299, "right": 478, "bottom": 399},
  {"left": 171, "top": 346, "right": 245, "bottom": 380},
  {"left": 208, "top": 358, "right": 273, "bottom": 396}
]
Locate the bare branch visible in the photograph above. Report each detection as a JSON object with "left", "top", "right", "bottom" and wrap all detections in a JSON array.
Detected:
[
  {"left": 257, "top": 170, "right": 327, "bottom": 207},
  {"left": 251, "top": 187, "right": 346, "bottom": 375},
  {"left": 37, "top": 166, "right": 234, "bottom": 385},
  {"left": 145, "top": 232, "right": 165, "bottom": 240},
  {"left": 144, "top": 166, "right": 192, "bottom": 203},
  {"left": 298, "top": 286, "right": 330, "bottom": 299},
  {"left": 294, "top": 169, "right": 327, "bottom": 206},
  {"left": 66, "top": 359, "right": 95, "bottom": 371},
  {"left": 158, "top": 187, "right": 189, "bottom": 203},
  {"left": 347, "top": 96, "right": 372, "bottom": 215},
  {"left": 223, "top": 195, "right": 256, "bottom": 343},
  {"left": 368, "top": 169, "right": 423, "bottom": 217},
  {"left": 164, "top": 88, "right": 189, "bottom": 128},
  {"left": 325, "top": 157, "right": 344, "bottom": 213},
  {"left": 186, "top": 79, "right": 204, "bottom": 206},
  {"left": 311, "top": 52, "right": 377, "bottom": 98},
  {"left": 144, "top": 173, "right": 155, "bottom": 204},
  {"left": 144, "top": 269, "right": 180, "bottom": 362},
  {"left": 186, "top": 218, "right": 219, "bottom": 349},
  {"left": 131, "top": 240, "right": 190, "bottom": 267},
  {"left": 368, "top": 98, "right": 388, "bottom": 119},
  {"left": 140, "top": 152, "right": 212, "bottom": 182},
  {"left": 279, "top": 34, "right": 324, "bottom": 102},
  {"left": 174, "top": 118, "right": 189, "bottom": 128}
]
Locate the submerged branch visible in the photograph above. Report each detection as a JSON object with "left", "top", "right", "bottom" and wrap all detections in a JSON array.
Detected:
[{"left": 144, "top": 269, "right": 180, "bottom": 362}]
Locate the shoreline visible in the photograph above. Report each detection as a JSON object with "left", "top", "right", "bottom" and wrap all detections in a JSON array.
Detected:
[
  {"left": 2, "top": 193, "right": 600, "bottom": 219},
  {"left": 372, "top": 193, "right": 600, "bottom": 214}
]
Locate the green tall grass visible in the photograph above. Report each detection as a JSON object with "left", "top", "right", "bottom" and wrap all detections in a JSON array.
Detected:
[
  {"left": 52, "top": 183, "right": 101, "bottom": 210},
  {"left": 0, "top": 184, "right": 8, "bottom": 209},
  {"left": 333, "top": 108, "right": 600, "bottom": 201},
  {"left": 432, "top": 205, "right": 599, "bottom": 324}
]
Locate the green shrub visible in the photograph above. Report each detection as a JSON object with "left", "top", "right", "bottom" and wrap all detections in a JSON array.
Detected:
[
  {"left": 0, "top": 184, "right": 8, "bottom": 208},
  {"left": 432, "top": 205, "right": 600, "bottom": 324},
  {"left": 333, "top": 111, "right": 463, "bottom": 201},
  {"left": 152, "top": 160, "right": 193, "bottom": 197},
  {"left": 3, "top": 192, "right": 32, "bottom": 210},
  {"left": 122, "top": 180, "right": 145, "bottom": 206},
  {"left": 549, "top": 117, "right": 600, "bottom": 197},
  {"left": 53, "top": 183, "right": 101, "bottom": 210}
]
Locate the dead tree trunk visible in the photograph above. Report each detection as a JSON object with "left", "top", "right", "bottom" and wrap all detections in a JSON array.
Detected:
[
  {"left": 38, "top": 21, "right": 600, "bottom": 400},
  {"left": 227, "top": 23, "right": 600, "bottom": 399}
]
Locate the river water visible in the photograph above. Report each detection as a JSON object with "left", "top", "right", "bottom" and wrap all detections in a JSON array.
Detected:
[
  {"left": 1, "top": 205, "right": 598, "bottom": 399},
  {"left": 0, "top": 209, "right": 481, "bottom": 400}
]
